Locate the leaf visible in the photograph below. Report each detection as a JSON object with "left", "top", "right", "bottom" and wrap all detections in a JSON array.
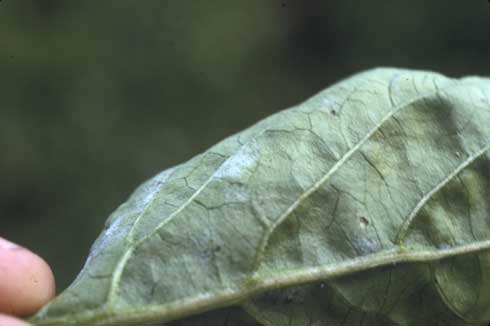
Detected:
[{"left": 30, "top": 68, "right": 490, "bottom": 326}]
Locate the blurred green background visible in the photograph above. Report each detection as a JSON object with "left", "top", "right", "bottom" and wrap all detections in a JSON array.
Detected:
[{"left": 1, "top": 1, "right": 490, "bottom": 290}]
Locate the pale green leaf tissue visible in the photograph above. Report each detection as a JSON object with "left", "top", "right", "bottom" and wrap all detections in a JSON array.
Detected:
[{"left": 31, "top": 68, "right": 490, "bottom": 325}]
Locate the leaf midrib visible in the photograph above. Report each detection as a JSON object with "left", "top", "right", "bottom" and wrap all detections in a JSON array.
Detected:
[{"left": 36, "top": 239, "right": 490, "bottom": 326}]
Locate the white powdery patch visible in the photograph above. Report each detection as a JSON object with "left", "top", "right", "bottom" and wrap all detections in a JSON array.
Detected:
[
  {"left": 80, "top": 213, "right": 130, "bottom": 275},
  {"left": 322, "top": 97, "right": 338, "bottom": 110},
  {"left": 388, "top": 72, "right": 402, "bottom": 105},
  {"left": 215, "top": 139, "right": 260, "bottom": 181},
  {"left": 131, "top": 168, "right": 175, "bottom": 211},
  {"left": 352, "top": 238, "right": 382, "bottom": 256},
  {"left": 80, "top": 168, "right": 175, "bottom": 274}
]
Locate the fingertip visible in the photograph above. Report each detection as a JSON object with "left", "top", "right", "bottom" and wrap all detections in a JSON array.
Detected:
[
  {"left": 0, "top": 314, "right": 32, "bottom": 326},
  {"left": 0, "top": 237, "right": 56, "bottom": 317}
]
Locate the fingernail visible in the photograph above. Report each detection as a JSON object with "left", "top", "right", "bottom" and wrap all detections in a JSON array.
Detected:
[{"left": 0, "top": 237, "right": 22, "bottom": 250}]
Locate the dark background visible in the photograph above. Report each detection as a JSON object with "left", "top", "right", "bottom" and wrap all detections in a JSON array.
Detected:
[{"left": 1, "top": 1, "right": 489, "bottom": 290}]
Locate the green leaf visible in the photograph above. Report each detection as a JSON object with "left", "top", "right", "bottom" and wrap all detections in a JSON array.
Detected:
[{"left": 30, "top": 68, "right": 490, "bottom": 326}]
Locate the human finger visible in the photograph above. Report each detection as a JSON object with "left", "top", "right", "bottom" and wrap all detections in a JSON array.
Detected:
[
  {"left": 0, "top": 237, "right": 56, "bottom": 317},
  {"left": 0, "top": 313, "right": 31, "bottom": 326}
]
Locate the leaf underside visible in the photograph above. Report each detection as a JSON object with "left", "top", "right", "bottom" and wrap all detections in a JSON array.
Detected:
[{"left": 31, "top": 68, "right": 490, "bottom": 326}]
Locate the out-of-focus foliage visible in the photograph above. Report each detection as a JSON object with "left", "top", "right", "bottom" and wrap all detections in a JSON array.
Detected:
[{"left": 1, "top": 1, "right": 490, "bottom": 289}]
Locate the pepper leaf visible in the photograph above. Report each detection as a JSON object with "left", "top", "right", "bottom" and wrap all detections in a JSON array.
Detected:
[{"left": 31, "top": 68, "right": 490, "bottom": 326}]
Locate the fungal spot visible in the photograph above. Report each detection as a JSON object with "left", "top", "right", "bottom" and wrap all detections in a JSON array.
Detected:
[
  {"left": 353, "top": 238, "right": 380, "bottom": 255},
  {"left": 439, "top": 243, "right": 451, "bottom": 250},
  {"left": 330, "top": 109, "right": 336, "bottom": 116},
  {"left": 359, "top": 216, "right": 369, "bottom": 229}
]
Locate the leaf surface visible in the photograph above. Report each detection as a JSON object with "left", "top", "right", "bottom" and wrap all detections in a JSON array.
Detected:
[{"left": 31, "top": 68, "right": 490, "bottom": 326}]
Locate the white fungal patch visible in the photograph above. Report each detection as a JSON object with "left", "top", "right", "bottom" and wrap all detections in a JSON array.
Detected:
[
  {"left": 132, "top": 168, "right": 174, "bottom": 211},
  {"left": 388, "top": 73, "right": 402, "bottom": 105},
  {"left": 82, "top": 212, "right": 132, "bottom": 272},
  {"left": 82, "top": 169, "right": 174, "bottom": 272},
  {"left": 322, "top": 98, "right": 338, "bottom": 109},
  {"left": 352, "top": 238, "right": 381, "bottom": 256},
  {"left": 215, "top": 140, "right": 259, "bottom": 180},
  {"left": 135, "top": 181, "right": 161, "bottom": 210}
]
